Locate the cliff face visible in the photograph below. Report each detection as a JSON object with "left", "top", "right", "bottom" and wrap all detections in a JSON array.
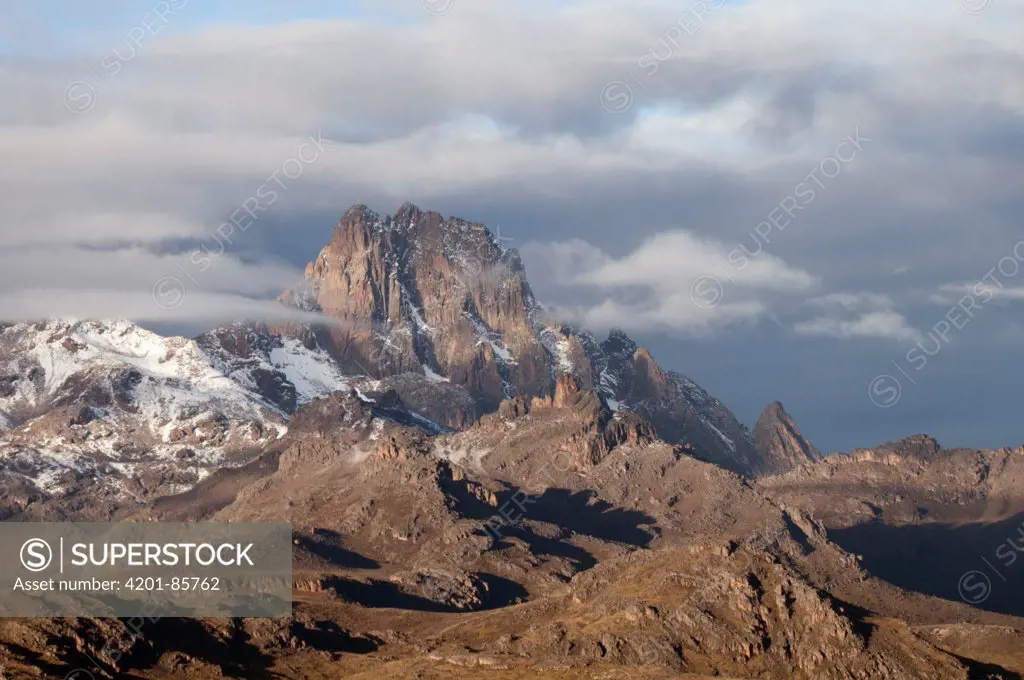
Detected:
[
  {"left": 752, "top": 401, "right": 822, "bottom": 474},
  {"left": 284, "top": 202, "right": 551, "bottom": 413}
]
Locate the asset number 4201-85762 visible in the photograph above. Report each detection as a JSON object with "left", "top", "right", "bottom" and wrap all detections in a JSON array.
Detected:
[{"left": 124, "top": 577, "right": 221, "bottom": 591}]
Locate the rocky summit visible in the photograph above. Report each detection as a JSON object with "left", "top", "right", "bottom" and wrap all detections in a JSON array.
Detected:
[
  {"left": 1, "top": 205, "right": 1023, "bottom": 679},
  {"left": 752, "top": 401, "right": 822, "bottom": 474}
]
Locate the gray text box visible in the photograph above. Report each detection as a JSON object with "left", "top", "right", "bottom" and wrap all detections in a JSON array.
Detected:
[{"left": 0, "top": 523, "right": 292, "bottom": 617}]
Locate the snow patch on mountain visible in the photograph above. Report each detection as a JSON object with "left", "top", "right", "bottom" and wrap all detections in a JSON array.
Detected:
[
  {"left": 598, "top": 369, "right": 620, "bottom": 397},
  {"left": 402, "top": 284, "right": 435, "bottom": 335},
  {"left": 553, "top": 338, "right": 575, "bottom": 373},
  {"left": 423, "top": 364, "right": 449, "bottom": 383},
  {"left": 434, "top": 437, "right": 491, "bottom": 471},
  {"left": 487, "top": 340, "right": 513, "bottom": 363},
  {"left": 464, "top": 309, "right": 516, "bottom": 384},
  {"left": 466, "top": 312, "right": 515, "bottom": 399},
  {"left": 197, "top": 325, "right": 355, "bottom": 411},
  {"left": 268, "top": 339, "right": 350, "bottom": 406},
  {"left": 702, "top": 418, "right": 737, "bottom": 453}
]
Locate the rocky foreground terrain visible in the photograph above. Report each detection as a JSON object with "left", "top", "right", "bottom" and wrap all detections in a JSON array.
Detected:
[{"left": 1, "top": 204, "right": 1023, "bottom": 679}]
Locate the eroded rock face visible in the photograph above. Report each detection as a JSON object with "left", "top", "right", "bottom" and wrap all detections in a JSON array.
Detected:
[
  {"left": 283, "top": 202, "right": 551, "bottom": 411},
  {"left": 753, "top": 402, "right": 822, "bottom": 474}
]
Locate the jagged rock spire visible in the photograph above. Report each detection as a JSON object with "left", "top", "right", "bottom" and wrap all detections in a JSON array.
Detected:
[{"left": 753, "top": 401, "right": 822, "bottom": 474}]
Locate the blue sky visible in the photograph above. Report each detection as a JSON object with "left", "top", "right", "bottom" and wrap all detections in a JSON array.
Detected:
[
  {"left": 2, "top": 0, "right": 1023, "bottom": 453},
  {"left": 1, "top": 0, "right": 375, "bottom": 55}
]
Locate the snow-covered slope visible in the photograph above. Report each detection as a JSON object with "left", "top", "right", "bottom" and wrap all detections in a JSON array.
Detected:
[
  {"left": 0, "top": 320, "right": 359, "bottom": 496},
  {"left": 196, "top": 324, "right": 352, "bottom": 413},
  {"left": 0, "top": 320, "right": 284, "bottom": 438}
]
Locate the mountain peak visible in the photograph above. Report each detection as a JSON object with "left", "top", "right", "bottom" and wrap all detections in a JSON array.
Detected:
[
  {"left": 753, "top": 401, "right": 822, "bottom": 474},
  {"left": 394, "top": 200, "right": 423, "bottom": 217},
  {"left": 339, "top": 202, "right": 379, "bottom": 223},
  {"left": 285, "top": 203, "right": 550, "bottom": 414},
  {"left": 602, "top": 328, "right": 638, "bottom": 357},
  {"left": 277, "top": 205, "right": 771, "bottom": 475}
]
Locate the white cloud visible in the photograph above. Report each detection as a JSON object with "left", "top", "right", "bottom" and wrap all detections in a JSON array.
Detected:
[
  {"left": 795, "top": 292, "right": 921, "bottom": 342},
  {"left": 577, "top": 230, "right": 816, "bottom": 292},
  {"left": 806, "top": 292, "right": 895, "bottom": 311},
  {"left": 522, "top": 230, "right": 815, "bottom": 335},
  {"left": 561, "top": 295, "right": 768, "bottom": 336},
  {"left": 0, "top": 289, "right": 328, "bottom": 326},
  {"left": 794, "top": 311, "right": 921, "bottom": 343},
  {"left": 0, "top": 243, "right": 306, "bottom": 326},
  {"left": 0, "top": 212, "right": 207, "bottom": 248},
  {"left": 930, "top": 282, "right": 1024, "bottom": 305}
]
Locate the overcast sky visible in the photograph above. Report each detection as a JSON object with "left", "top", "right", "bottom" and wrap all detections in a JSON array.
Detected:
[{"left": 2, "top": 0, "right": 1023, "bottom": 453}]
